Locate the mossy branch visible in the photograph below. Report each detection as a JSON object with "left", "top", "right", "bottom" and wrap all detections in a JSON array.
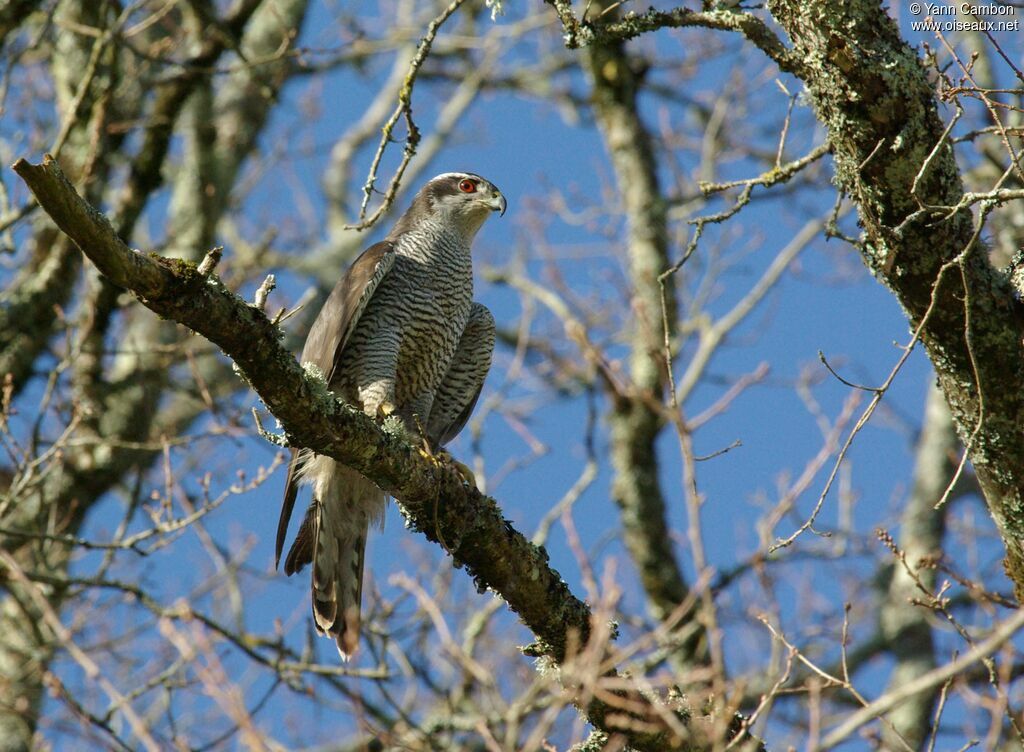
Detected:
[
  {"left": 763, "top": 0, "right": 1024, "bottom": 599},
  {"left": 12, "top": 153, "right": 732, "bottom": 751}
]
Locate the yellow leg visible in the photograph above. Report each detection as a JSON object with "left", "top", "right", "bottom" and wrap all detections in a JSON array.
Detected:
[
  {"left": 439, "top": 449, "right": 477, "bottom": 486},
  {"left": 417, "top": 440, "right": 476, "bottom": 486}
]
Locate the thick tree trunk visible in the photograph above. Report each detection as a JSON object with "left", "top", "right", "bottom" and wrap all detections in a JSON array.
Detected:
[
  {"left": 767, "top": 0, "right": 1024, "bottom": 597},
  {"left": 0, "top": 551, "right": 62, "bottom": 752}
]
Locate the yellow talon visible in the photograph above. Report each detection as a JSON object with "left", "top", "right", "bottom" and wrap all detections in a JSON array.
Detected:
[
  {"left": 441, "top": 449, "right": 477, "bottom": 486},
  {"left": 417, "top": 442, "right": 476, "bottom": 487}
]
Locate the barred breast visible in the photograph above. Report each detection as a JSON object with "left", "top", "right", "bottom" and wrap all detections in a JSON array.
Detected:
[{"left": 334, "top": 223, "right": 473, "bottom": 415}]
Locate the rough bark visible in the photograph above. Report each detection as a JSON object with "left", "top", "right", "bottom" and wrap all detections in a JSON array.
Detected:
[
  {"left": 546, "top": 0, "right": 1024, "bottom": 608},
  {"left": 13, "top": 155, "right": 735, "bottom": 751},
  {"left": 763, "top": 0, "right": 1024, "bottom": 597}
]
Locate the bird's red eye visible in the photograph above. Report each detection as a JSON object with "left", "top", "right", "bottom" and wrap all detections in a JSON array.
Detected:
[{"left": 458, "top": 179, "right": 477, "bottom": 193}]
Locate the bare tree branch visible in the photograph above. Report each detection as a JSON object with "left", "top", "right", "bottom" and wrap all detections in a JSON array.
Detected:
[
  {"left": 12, "top": 154, "right": 734, "bottom": 752},
  {"left": 878, "top": 385, "right": 954, "bottom": 749},
  {"left": 822, "top": 605, "right": 1024, "bottom": 749},
  {"left": 543, "top": 1, "right": 804, "bottom": 76},
  {"left": 763, "top": 0, "right": 1024, "bottom": 598},
  {"left": 583, "top": 3, "right": 709, "bottom": 674}
]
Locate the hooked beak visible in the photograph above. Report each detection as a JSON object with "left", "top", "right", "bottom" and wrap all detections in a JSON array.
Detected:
[{"left": 485, "top": 191, "right": 507, "bottom": 216}]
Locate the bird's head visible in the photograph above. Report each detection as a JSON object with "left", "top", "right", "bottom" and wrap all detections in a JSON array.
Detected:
[{"left": 394, "top": 172, "right": 506, "bottom": 241}]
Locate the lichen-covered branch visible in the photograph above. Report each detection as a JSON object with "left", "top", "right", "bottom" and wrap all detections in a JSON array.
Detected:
[
  {"left": 544, "top": 0, "right": 1024, "bottom": 604},
  {"left": 763, "top": 0, "right": 1024, "bottom": 597},
  {"left": 543, "top": 1, "right": 804, "bottom": 76},
  {"left": 13, "top": 154, "right": 737, "bottom": 751}
]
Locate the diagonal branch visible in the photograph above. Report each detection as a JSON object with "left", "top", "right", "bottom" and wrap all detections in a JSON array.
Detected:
[
  {"left": 543, "top": 1, "right": 805, "bottom": 76},
  {"left": 821, "top": 605, "right": 1024, "bottom": 749},
  {"left": 12, "top": 154, "right": 732, "bottom": 752},
  {"left": 764, "top": 0, "right": 1024, "bottom": 600}
]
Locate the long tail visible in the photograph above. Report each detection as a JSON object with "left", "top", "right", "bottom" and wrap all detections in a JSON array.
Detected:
[
  {"left": 311, "top": 507, "right": 367, "bottom": 659},
  {"left": 284, "top": 458, "right": 384, "bottom": 660}
]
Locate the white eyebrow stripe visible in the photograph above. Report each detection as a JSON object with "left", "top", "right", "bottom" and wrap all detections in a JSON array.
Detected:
[{"left": 430, "top": 172, "right": 483, "bottom": 183}]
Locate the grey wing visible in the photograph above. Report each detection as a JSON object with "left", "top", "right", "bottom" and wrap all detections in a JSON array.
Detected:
[
  {"left": 275, "top": 242, "right": 395, "bottom": 569},
  {"left": 426, "top": 303, "right": 496, "bottom": 449}
]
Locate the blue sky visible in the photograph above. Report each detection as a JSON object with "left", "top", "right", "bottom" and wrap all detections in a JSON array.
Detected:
[{"left": 19, "top": 0, "right": 1021, "bottom": 748}]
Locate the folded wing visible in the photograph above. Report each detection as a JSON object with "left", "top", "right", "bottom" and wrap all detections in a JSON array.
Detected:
[
  {"left": 426, "top": 302, "right": 496, "bottom": 449},
  {"left": 275, "top": 242, "right": 395, "bottom": 568}
]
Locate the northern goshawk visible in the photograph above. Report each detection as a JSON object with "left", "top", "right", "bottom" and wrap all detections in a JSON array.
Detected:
[{"left": 275, "top": 172, "right": 504, "bottom": 659}]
